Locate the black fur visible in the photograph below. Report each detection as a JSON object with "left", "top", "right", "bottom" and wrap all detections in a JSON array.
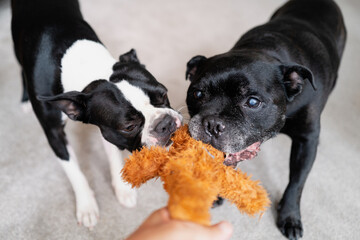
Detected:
[
  {"left": 185, "top": 0, "right": 346, "bottom": 239},
  {"left": 11, "top": 0, "right": 176, "bottom": 158}
]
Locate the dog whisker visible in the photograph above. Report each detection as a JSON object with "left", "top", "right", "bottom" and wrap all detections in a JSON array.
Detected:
[
  {"left": 175, "top": 105, "right": 190, "bottom": 124},
  {"left": 176, "top": 105, "right": 188, "bottom": 114}
]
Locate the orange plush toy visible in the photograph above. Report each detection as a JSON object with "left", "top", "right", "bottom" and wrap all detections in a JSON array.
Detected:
[{"left": 121, "top": 125, "right": 270, "bottom": 225}]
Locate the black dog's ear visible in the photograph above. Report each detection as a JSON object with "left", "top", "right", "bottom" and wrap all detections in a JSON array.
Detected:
[
  {"left": 119, "top": 49, "right": 141, "bottom": 64},
  {"left": 186, "top": 55, "right": 207, "bottom": 81},
  {"left": 37, "top": 92, "right": 89, "bottom": 121},
  {"left": 279, "top": 64, "right": 316, "bottom": 101}
]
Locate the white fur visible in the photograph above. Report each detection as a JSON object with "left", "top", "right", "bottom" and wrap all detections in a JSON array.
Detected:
[
  {"left": 101, "top": 139, "right": 137, "bottom": 208},
  {"left": 61, "top": 113, "right": 68, "bottom": 123},
  {"left": 58, "top": 146, "right": 99, "bottom": 229},
  {"left": 115, "top": 81, "right": 183, "bottom": 146},
  {"left": 21, "top": 101, "right": 32, "bottom": 113},
  {"left": 61, "top": 40, "right": 116, "bottom": 92},
  {"left": 59, "top": 40, "right": 182, "bottom": 225}
]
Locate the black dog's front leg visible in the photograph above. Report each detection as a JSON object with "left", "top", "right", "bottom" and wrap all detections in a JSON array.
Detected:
[{"left": 277, "top": 126, "right": 320, "bottom": 240}]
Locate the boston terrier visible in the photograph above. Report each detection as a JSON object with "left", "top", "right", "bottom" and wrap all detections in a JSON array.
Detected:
[
  {"left": 11, "top": 0, "right": 182, "bottom": 228},
  {"left": 185, "top": 0, "right": 346, "bottom": 239}
]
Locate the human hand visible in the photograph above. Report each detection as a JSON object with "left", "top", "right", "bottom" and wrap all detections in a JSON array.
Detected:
[{"left": 126, "top": 207, "right": 233, "bottom": 240}]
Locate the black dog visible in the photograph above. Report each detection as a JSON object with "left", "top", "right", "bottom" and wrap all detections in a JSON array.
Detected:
[
  {"left": 11, "top": 0, "right": 182, "bottom": 228},
  {"left": 185, "top": 0, "right": 346, "bottom": 239}
]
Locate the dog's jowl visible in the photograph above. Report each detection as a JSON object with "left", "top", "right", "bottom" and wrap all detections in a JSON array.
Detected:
[
  {"left": 11, "top": 0, "right": 182, "bottom": 228},
  {"left": 185, "top": 0, "right": 346, "bottom": 239}
]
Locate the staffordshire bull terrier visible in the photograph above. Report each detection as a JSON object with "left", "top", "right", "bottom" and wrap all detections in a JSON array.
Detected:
[{"left": 185, "top": 0, "right": 346, "bottom": 239}]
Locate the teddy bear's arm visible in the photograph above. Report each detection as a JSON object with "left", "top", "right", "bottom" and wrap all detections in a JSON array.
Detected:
[
  {"left": 218, "top": 166, "right": 270, "bottom": 215},
  {"left": 121, "top": 146, "right": 169, "bottom": 188}
]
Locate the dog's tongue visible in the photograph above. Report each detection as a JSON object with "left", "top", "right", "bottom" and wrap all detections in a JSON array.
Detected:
[{"left": 224, "top": 142, "right": 261, "bottom": 167}]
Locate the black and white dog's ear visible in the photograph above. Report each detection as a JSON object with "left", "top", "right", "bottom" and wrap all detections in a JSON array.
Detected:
[
  {"left": 119, "top": 49, "right": 141, "bottom": 64},
  {"left": 279, "top": 64, "right": 316, "bottom": 101},
  {"left": 186, "top": 55, "right": 207, "bottom": 81},
  {"left": 118, "top": 49, "right": 146, "bottom": 68},
  {"left": 37, "top": 91, "right": 89, "bottom": 121}
]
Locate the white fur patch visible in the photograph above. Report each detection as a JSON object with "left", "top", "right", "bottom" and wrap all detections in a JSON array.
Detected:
[
  {"left": 61, "top": 40, "right": 116, "bottom": 92},
  {"left": 115, "top": 81, "right": 183, "bottom": 146},
  {"left": 58, "top": 146, "right": 99, "bottom": 228},
  {"left": 101, "top": 139, "right": 137, "bottom": 208},
  {"left": 21, "top": 101, "right": 32, "bottom": 113}
]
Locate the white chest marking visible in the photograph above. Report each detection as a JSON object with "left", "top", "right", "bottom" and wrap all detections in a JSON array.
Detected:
[{"left": 61, "top": 39, "right": 116, "bottom": 92}]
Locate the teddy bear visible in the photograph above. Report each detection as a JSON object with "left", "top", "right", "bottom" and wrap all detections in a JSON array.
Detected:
[{"left": 121, "top": 125, "right": 270, "bottom": 225}]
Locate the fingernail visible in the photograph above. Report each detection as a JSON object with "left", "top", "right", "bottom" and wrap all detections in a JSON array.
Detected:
[{"left": 218, "top": 221, "right": 233, "bottom": 236}]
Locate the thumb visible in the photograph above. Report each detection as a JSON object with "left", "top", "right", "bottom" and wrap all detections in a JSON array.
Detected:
[
  {"left": 141, "top": 208, "right": 170, "bottom": 227},
  {"left": 206, "top": 221, "right": 233, "bottom": 240}
]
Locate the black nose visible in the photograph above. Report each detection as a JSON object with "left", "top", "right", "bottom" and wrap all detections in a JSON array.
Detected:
[
  {"left": 203, "top": 116, "right": 225, "bottom": 138},
  {"left": 154, "top": 115, "right": 176, "bottom": 135}
]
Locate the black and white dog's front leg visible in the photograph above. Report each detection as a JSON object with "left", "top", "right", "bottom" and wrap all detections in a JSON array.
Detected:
[
  {"left": 58, "top": 146, "right": 99, "bottom": 228},
  {"left": 277, "top": 120, "right": 320, "bottom": 240},
  {"left": 39, "top": 120, "right": 99, "bottom": 228},
  {"left": 37, "top": 95, "right": 100, "bottom": 228},
  {"left": 101, "top": 139, "right": 137, "bottom": 207}
]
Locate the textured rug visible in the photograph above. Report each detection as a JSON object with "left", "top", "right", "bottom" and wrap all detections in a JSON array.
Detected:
[{"left": 0, "top": 0, "right": 359, "bottom": 239}]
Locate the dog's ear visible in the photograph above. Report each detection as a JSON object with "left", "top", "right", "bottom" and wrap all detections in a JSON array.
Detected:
[
  {"left": 186, "top": 55, "right": 207, "bottom": 81},
  {"left": 119, "top": 49, "right": 141, "bottom": 64},
  {"left": 37, "top": 92, "right": 89, "bottom": 121},
  {"left": 118, "top": 49, "right": 146, "bottom": 69},
  {"left": 279, "top": 64, "right": 316, "bottom": 101}
]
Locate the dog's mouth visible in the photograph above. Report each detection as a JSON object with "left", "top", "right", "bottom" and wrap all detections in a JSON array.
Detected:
[
  {"left": 165, "top": 138, "right": 173, "bottom": 147},
  {"left": 223, "top": 142, "right": 261, "bottom": 167}
]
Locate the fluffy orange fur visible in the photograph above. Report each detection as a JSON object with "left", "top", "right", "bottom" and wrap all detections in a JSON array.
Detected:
[{"left": 121, "top": 125, "right": 270, "bottom": 225}]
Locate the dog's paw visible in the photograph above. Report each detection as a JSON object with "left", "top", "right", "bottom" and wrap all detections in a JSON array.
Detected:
[
  {"left": 76, "top": 194, "right": 99, "bottom": 229},
  {"left": 21, "top": 101, "right": 32, "bottom": 113},
  {"left": 277, "top": 216, "right": 303, "bottom": 240},
  {"left": 277, "top": 201, "right": 303, "bottom": 240},
  {"left": 113, "top": 181, "right": 137, "bottom": 208}
]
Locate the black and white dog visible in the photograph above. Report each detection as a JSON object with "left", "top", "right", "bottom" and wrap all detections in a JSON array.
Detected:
[
  {"left": 185, "top": 0, "right": 346, "bottom": 239},
  {"left": 11, "top": 0, "right": 182, "bottom": 228}
]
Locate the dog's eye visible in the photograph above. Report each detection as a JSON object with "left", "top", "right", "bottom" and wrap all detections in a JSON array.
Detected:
[
  {"left": 193, "top": 90, "right": 204, "bottom": 100},
  {"left": 121, "top": 124, "right": 137, "bottom": 133},
  {"left": 162, "top": 93, "right": 168, "bottom": 103},
  {"left": 246, "top": 97, "right": 261, "bottom": 108}
]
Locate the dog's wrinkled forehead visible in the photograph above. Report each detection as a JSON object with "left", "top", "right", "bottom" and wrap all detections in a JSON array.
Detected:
[{"left": 192, "top": 60, "right": 281, "bottom": 99}]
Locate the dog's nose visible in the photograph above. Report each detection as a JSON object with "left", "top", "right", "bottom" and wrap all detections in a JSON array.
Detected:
[
  {"left": 154, "top": 115, "right": 176, "bottom": 136},
  {"left": 203, "top": 116, "right": 225, "bottom": 138}
]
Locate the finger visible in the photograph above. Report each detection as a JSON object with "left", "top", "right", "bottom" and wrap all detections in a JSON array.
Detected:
[
  {"left": 212, "top": 221, "right": 233, "bottom": 240},
  {"left": 195, "top": 221, "right": 233, "bottom": 240},
  {"left": 141, "top": 207, "right": 170, "bottom": 227}
]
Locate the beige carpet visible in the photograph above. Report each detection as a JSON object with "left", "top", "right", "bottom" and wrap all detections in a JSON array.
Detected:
[{"left": 1, "top": 0, "right": 359, "bottom": 239}]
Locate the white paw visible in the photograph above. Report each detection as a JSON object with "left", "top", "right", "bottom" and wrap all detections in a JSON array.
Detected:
[
  {"left": 113, "top": 181, "right": 137, "bottom": 208},
  {"left": 76, "top": 194, "right": 99, "bottom": 229},
  {"left": 21, "top": 101, "right": 32, "bottom": 113}
]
